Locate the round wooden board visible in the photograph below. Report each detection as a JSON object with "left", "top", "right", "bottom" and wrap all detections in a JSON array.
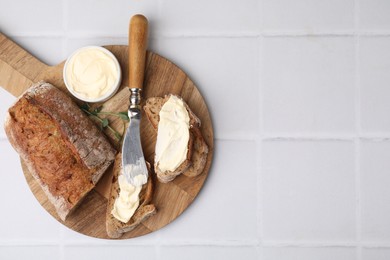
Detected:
[{"left": 19, "top": 46, "right": 214, "bottom": 239}]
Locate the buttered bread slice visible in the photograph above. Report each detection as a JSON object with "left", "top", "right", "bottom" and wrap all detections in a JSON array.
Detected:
[
  {"left": 144, "top": 95, "right": 208, "bottom": 183},
  {"left": 106, "top": 153, "right": 156, "bottom": 238}
]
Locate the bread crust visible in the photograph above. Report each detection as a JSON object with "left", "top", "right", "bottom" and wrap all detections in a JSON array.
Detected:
[
  {"left": 4, "top": 81, "right": 117, "bottom": 221},
  {"left": 106, "top": 153, "right": 156, "bottom": 238},
  {"left": 143, "top": 95, "right": 208, "bottom": 182},
  {"left": 183, "top": 127, "right": 209, "bottom": 177}
]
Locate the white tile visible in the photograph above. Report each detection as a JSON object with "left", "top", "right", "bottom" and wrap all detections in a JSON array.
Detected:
[
  {"left": 67, "top": 0, "right": 159, "bottom": 35},
  {"left": 0, "top": 0, "right": 62, "bottom": 35},
  {"left": 158, "top": 140, "right": 257, "bottom": 241},
  {"left": 156, "top": 38, "right": 259, "bottom": 139},
  {"left": 360, "top": 0, "right": 390, "bottom": 30},
  {"left": 262, "top": 0, "right": 354, "bottom": 31},
  {"left": 263, "top": 247, "right": 356, "bottom": 260},
  {"left": 0, "top": 141, "right": 60, "bottom": 241},
  {"left": 65, "top": 37, "right": 158, "bottom": 58},
  {"left": 262, "top": 37, "right": 355, "bottom": 134},
  {"left": 66, "top": 37, "right": 126, "bottom": 55},
  {"left": 158, "top": 0, "right": 259, "bottom": 34},
  {"left": 63, "top": 245, "right": 156, "bottom": 260},
  {"left": 0, "top": 246, "right": 60, "bottom": 260},
  {"left": 262, "top": 140, "right": 356, "bottom": 241},
  {"left": 11, "top": 36, "right": 64, "bottom": 66},
  {"left": 360, "top": 38, "right": 390, "bottom": 133},
  {"left": 0, "top": 88, "right": 16, "bottom": 139},
  {"left": 361, "top": 140, "right": 390, "bottom": 241},
  {"left": 362, "top": 248, "right": 390, "bottom": 260},
  {"left": 160, "top": 246, "right": 257, "bottom": 260}
]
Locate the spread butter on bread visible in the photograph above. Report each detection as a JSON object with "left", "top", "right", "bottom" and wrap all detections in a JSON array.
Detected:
[
  {"left": 106, "top": 153, "right": 156, "bottom": 238},
  {"left": 144, "top": 94, "right": 208, "bottom": 183},
  {"left": 4, "top": 81, "right": 117, "bottom": 221}
]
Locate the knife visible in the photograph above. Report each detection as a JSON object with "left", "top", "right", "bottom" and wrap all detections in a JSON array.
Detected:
[{"left": 122, "top": 14, "right": 149, "bottom": 186}]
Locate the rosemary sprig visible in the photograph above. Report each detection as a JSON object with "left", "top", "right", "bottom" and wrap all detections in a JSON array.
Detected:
[{"left": 80, "top": 103, "right": 129, "bottom": 142}]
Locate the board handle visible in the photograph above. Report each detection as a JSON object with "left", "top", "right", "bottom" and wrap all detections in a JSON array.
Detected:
[
  {"left": 129, "top": 14, "right": 148, "bottom": 90},
  {"left": 0, "top": 32, "right": 48, "bottom": 97}
]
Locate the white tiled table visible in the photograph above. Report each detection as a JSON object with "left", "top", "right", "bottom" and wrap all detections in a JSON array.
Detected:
[{"left": 1, "top": 0, "right": 390, "bottom": 259}]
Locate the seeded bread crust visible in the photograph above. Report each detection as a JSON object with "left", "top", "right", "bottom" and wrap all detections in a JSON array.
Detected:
[
  {"left": 143, "top": 95, "right": 208, "bottom": 182},
  {"left": 4, "top": 81, "right": 117, "bottom": 221},
  {"left": 106, "top": 153, "right": 156, "bottom": 238}
]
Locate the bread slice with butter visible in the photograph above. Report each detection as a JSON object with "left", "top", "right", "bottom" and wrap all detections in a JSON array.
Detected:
[
  {"left": 106, "top": 153, "right": 156, "bottom": 238},
  {"left": 143, "top": 95, "right": 208, "bottom": 183}
]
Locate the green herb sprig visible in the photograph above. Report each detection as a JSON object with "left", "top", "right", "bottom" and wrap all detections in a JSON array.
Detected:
[{"left": 80, "top": 103, "right": 129, "bottom": 141}]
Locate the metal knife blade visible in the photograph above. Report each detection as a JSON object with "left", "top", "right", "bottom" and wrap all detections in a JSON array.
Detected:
[{"left": 122, "top": 100, "right": 148, "bottom": 186}]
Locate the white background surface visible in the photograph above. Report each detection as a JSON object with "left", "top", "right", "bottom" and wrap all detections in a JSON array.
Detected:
[{"left": 1, "top": 0, "right": 390, "bottom": 259}]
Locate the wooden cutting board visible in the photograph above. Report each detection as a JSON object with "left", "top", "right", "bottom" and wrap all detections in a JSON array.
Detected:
[{"left": 0, "top": 32, "right": 214, "bottom": 239}]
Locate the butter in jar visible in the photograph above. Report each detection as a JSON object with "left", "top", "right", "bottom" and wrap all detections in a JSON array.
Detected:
[{"left": 63, "top": 46, "right": 121, "bottom": 102}]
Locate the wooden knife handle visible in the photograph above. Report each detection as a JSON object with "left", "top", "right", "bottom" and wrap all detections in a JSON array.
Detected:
[{"left": 129, "top": 14, "right": 148, "bottom": 90}]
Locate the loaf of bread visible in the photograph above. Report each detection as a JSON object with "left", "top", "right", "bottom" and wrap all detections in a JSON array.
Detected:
[
  {"left": 143, "top": 95, "right": 208, "bottom": 183},
  {"left": 4, "top": 81, "right": 117, "bottom": 221},
  {"left": 106, "top": 153, "right": 156, "bottom": 238}
]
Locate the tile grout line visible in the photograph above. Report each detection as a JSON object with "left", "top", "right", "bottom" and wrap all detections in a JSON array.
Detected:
[
  {"left": 354, "top": 0, "right": 362, "bottom": 259},
  {"left": 260, "top": 136, "right": 390, "bottom": 141},
  {"left": 257, "top": 0, "right": 265, "bottom": 254},
  {"left": 0, "top": 241, "right": 59, "bottom": 246},
  {"left": 8, "top": 30, "right": 390, "bottom": 39},
  {"left": 59, "top": 240, "right": 259, "bottom": 247},
  {"left": 256, "top": 26, "right": 264, "bottom": 255},
  {"left": 262, "top": 241, "right": 390, "bottom": 248},
  {"left": 261, "top": 134, "right": 390, "bottom": 140},
  {"left": 358, "top": 242, "right": 390, "bottom": 248},
  {"left": 262, "top": 241, "right": 359, "bottom": 247},
  {"left": 5, "top": 239, "right": 390, "bottom": 248},
  {"left": 158, "top": 240, "right": 259, "bottom": 247},
  {"left": 355, "top": 136, "right": 362, "bottom": 259}
]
